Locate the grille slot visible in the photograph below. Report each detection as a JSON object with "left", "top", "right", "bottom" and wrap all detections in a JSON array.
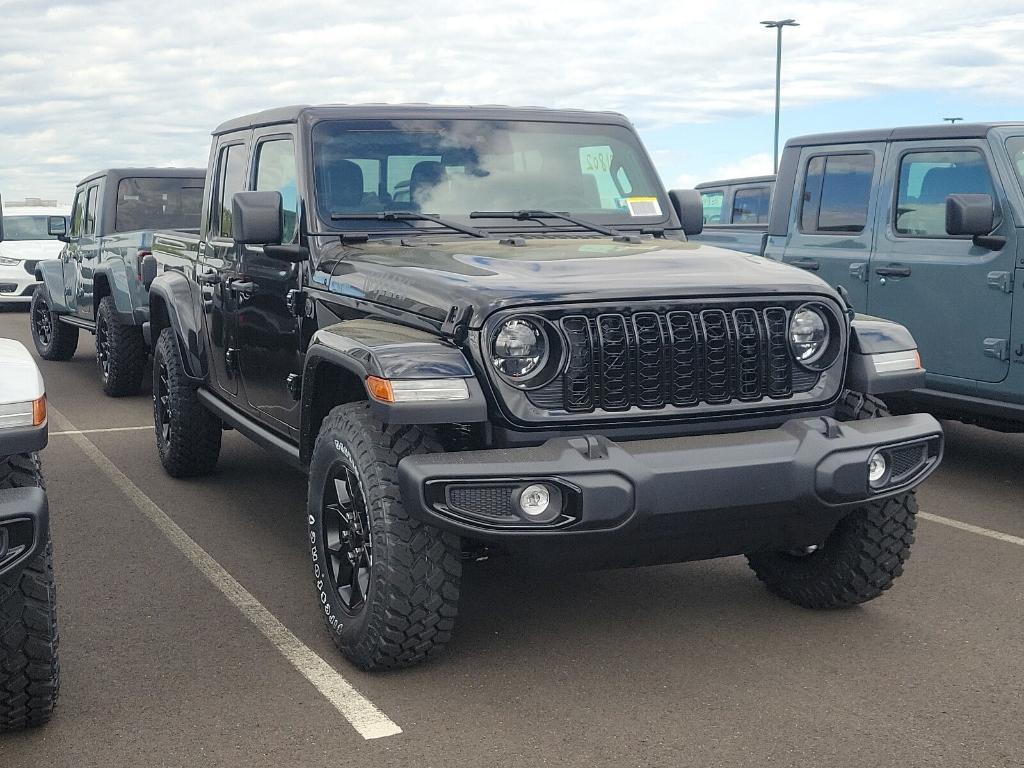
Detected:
[
  {"left": 446, "top": 485, "right": 518, "bottom": 521},
  {"left": 539, "top": 303, "right": 818, "bottom": 415}
]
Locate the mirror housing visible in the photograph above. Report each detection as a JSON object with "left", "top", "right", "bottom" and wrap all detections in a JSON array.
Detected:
[
  {"left": 47, "top": 215, "right": 68, "bottom": 242},
  {"left": 668, "top": 189, "right": 704, "bottom": 236},
  {"left": 232, "top": 191, "right": 283, "bottom": 245},
  {"left": 946, "top": 193, "right": 1005, "bottom": 250}
]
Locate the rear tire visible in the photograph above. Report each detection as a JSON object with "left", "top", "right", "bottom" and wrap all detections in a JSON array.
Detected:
[
  {"left": 29, "top": 287, "right": 78, "bottom": 361},
  {"left": 153, "top": 327, "right": 221, "bottom": 478},
  {"left": 96, "top": 296, "right": 146, "bottom": 397},
  {"left": 746, "top": 390, "right": 918, "bottom": 609},
  {"left": 0, "top": 453, "right": 60, "bottom": 732},
  {"left": 307, "top": 402, "right": 461, "bottom": 670}
]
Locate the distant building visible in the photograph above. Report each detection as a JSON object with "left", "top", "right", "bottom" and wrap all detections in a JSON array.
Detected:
[{"left": 6, "top": 197, "right": 61, "bottom": 207}]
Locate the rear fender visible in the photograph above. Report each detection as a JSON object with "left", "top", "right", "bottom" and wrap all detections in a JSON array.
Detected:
[
  {"left": 35, "top": 260, "right": 71, "bottom": 314},
  {"left": 93, "top": 262, "right": 137, "bottom": 323},
  {"left": 147, "top": 271, "right": 207, "bottom": 382}
]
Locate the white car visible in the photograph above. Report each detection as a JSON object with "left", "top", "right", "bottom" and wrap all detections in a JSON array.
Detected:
[{"left": 0, "top": 205, "right": 68, "bottom": 305}]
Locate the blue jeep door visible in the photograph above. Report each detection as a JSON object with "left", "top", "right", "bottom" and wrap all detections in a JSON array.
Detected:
[
  {"left": 777, "top": 143, "right": 883, "bottom": 311},
  {"left": 868, "top": 141, "right": 1014, "bottom": 383},
  {"left": 74, "top": 182, "right": 101, "bottom": 320}
]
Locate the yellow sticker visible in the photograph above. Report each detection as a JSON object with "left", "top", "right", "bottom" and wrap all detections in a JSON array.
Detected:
[{"left": 626, "top": 197, "right": 662, "bottom": 217}]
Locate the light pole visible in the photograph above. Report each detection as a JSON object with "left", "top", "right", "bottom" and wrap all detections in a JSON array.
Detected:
[{"left": 761, "top": 19, "right": 799, "bottom": 172}]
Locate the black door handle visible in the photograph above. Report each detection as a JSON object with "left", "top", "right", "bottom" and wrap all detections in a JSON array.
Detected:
[
  {"left": 227, "top": 279, "right": 255, "bottom": 293},
  {"left": 790, "top": 258, "right": 820, "bottom": 271},
  {"left": 875, "top": 266, "right": 912, "bottom": 278},
  {"left": 196, "top": 271, "right": 221, "bottom": 285}
]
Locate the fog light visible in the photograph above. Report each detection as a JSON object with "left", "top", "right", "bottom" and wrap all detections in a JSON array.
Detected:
[
  {"left": 513, "top": 483, "right": 562, "bottom": 524},
  {"left": 868, "top": 452, "right": 888, "bottom": 487}
]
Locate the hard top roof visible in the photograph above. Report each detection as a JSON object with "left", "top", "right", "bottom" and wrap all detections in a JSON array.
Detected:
[
  {"left": 213, "top": 103, "right": 634, "bottom": 135},
  {"left": 785, "top": 122, "right": 1024, "bottom": 148},
  {"left": 695, "top": 174, "right": 776, "bottom": 189},
  {"left": 76, "top": 167, "right": 206, "bottom": 188}
]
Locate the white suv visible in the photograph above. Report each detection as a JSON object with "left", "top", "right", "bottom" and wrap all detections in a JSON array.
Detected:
[{"left": 0, "top": 205, "right": 68, "bottom": 304}]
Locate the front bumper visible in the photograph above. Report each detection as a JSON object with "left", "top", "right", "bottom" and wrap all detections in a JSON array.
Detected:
[
  {"left": 398, "top": 414, "right": 943, "bottom": 564},
  {"left": 0, "top": 262, "right": 40, "bottom": 302},
  {"left": 0, "top": 486, "right": 49, "bottom": 579}
]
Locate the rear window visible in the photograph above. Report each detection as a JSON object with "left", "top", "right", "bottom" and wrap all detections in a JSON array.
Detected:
[{"left": 115, "top": 177, "right": 204, "bottom": 232}]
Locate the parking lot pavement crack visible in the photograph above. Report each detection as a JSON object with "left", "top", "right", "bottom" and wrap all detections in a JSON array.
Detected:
[{"left": 45, "top": 405, "right": 403, "bottom": 741}]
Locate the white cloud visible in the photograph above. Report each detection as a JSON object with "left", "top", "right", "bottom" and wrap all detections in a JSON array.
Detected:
[{"left": 0, "top": 0, "right": 1022, "bottom": 200}]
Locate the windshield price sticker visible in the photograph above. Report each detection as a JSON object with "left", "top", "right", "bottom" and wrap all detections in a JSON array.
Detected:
[{"left": 625, "top": 197, "right": 661, "bottom": 217}]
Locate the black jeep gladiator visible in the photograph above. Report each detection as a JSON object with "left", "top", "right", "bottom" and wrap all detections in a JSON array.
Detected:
[{"left": 144, "top": 104, "right": 944, "bottom": 670}]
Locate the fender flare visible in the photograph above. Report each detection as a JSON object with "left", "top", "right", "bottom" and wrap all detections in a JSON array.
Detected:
[
  {"left": 300, "top": 319, "right": 488, "bottom": 464},
  {"left": 34, "top": 260, "right": 71, "bottom": 314},
  {"left": 93, "top": 263, "right": 137, "bottom": 323},
  {"left": 846, "top": 315, "right": 924, "bottom": 395},
  {"left": 147, "top": 271, "right": 208, "bottom": 382}
]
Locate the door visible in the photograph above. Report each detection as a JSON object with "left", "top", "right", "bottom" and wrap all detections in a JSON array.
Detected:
[
  {"left": 236, "top": 133, "right": 303, "bottom": 429},
  {"left": 200, "top": 138, "right": 249, "bottom": 396},
  {"left": 868, "top": 141, "right": 1014, "bottom": 383},
  {"left": 778, "top": 144, "right": 882, "bottom": 311},
  {"left": 62, "top": 188, "right": 86, "bottom": 309},
  {"left": 74, "top": 183, "right": 101, "bottom": 319}
]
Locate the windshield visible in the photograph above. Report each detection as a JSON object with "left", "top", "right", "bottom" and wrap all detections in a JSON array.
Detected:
[
  {"left": 1007, "top": 137, "right": 1024, "bottom": 195},
  {"left": 115, "top": 177, "right": 204, "bottom": 232},
  {"left": 311, "top": 119, "right": 668, "bottom": 231},
  {"left": 1, "top": 215, "right": 55, "bottom": 241}
]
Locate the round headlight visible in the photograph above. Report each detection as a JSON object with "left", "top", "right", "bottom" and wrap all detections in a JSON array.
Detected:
[
  {"left": 789, "top": 305, "right": 830, "bottom": 365},
  {"left": 492, "top": 317, "right": 548, "bottom": 379}
]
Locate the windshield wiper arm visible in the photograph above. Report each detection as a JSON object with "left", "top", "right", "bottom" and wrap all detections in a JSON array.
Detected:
[
  {"left": 330, "top": 211, "right": 488, "bottom": 238},
  {"left": 470, "top": 209, "right": 625, "bottom": 237}
]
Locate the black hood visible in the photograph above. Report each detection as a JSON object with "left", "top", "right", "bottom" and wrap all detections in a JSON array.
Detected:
[{"left": 312, "top": 236, "right": 840, "bottom": 327}]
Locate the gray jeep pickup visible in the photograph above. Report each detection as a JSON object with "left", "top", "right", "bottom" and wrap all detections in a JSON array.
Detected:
[
  {"left": 30, "top": 168, "right": 204, "bottom": 396},
  {"left": 691, "top": 174, "right": 775, "bottom": 255},
  {"left": 145, "top": 104, "right": 942, "bottom": 670},
  {"left": 763, "top": 122, "right": 1024, "bottom": 431}
]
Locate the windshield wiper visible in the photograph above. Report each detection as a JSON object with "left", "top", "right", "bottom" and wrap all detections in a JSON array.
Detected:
[
  {"left": 330, "top": 211, "right": 488, "bottom": 239},
  {"left": 470, "top": 209, "right": 628, "bottom": 238}
]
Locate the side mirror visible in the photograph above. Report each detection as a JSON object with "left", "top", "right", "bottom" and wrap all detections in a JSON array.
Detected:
[
  {"left": 231, "top": 191, "right": 283, "bottom": 246},
  {"left": 945, "top": 193, "right": 994, "bottom": 237},
  {"left": 47, "top": 216, "right": 68, "bottom": 242},
  {"left": 946, "top": 193, "right": 1005, "bottom": 250},
  {"left": 668, "top": 189, "right": 704, "bottom": 237}
]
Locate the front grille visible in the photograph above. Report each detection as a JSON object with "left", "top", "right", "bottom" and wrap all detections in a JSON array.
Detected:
[
  {"left": 0, "top": 283, "right": 17, "bottom": 294},
  {"left": 529, "top": 302, "right": 824, "bottom": 415}
]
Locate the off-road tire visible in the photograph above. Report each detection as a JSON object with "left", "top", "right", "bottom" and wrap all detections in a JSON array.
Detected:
[
  {"left": 307, "top": 402, "right": 461, "bottom": 670},
  {"left": 746, "top": 390, "right": 918, "bottom": 609},
  {"left": 96, "top": 296, "right": 146, "bottom": 397},
  {"left": 0, "top": 453, "right": 60, "bottom": 731},
  {"left": 29, "top": 287, "right": 78, "bottom": 361},
  {"left": 153, "top": 327, "right": 221, "bottom": 478}
]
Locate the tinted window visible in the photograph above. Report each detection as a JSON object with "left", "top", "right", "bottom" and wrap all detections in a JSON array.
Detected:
[
  {"left": 84, "top": 186, "right": 99, "bottom": 235},
  {"left": 731, "top": 187, "right": 770, "bottom": 224},
  {"left": 1, "top": 216, "right": 52, "bottom": 241},
  {"left": 311, "top": 119, "right": 667, "bottom": 229},
  {"left": 1007, "top": 137, "right": 1024, "bottom": 194},
  {"left": 896, "top": 150, "right": 994, "bottom": 237},
  {"left": 114, "top": 177, "right": 203, "bottom": 232},
  {"left": 254, "top": 139, "right": 298, "bottom": 243},
  {"left": 800, "top": 153, "right": 873, "bottom": 233},
  {"left": 70, "top": 190, "right": 84, "bottom": 237},
  {"left": 213, "top": 143, "right": 247, "bottom": 238},
  {"left": 700, "top": 191, "right": 723, "bottom": 223}
]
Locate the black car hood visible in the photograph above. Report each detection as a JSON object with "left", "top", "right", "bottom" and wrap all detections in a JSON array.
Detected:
[{"left": 312, "top": 236, "right": 840, "bottom": 327}]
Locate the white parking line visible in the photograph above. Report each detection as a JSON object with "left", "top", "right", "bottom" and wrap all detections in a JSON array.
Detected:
[
  {"left": 50, "top": 425, "right": 152, "bottom": 436},
  {"left": 47, "top": 405, "right": 402, "bottom": 740},
  {"left": 919, "top": 511, "right": 1024, "bottom": 548}
]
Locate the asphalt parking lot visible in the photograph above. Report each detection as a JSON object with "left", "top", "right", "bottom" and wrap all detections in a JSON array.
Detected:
[{"left": 1, "top": 307, "right": 1022, "bottom": 768}]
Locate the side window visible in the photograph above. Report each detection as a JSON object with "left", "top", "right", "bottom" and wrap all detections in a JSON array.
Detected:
[
  {"left": 83, "top": 186, "right": 99, "bottom": 235},
  {"left": 69, "top": 190, "right": 85, "bottom": 237},
  {"left": 700, "top": 191, "right": 724, "bottom": 223},
  {"left": 254, "top": 138, "right": 299, "bottom": 243},
  {"left": 213, "top": 143, "right": 247, "bottom": 238},
  {"left": 800, "top": 153, "right": 873, "bottom": 233},
  {"left": 895, "top": 150, "right": 994, "bottom": 237},
  {"left": 731, "top": 187, "right": 770, "bottom": 224}
]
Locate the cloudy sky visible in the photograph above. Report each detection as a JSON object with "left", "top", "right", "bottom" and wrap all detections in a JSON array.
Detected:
[{"left": 1, "top": 0, "right": 1022, "bottom": 206}]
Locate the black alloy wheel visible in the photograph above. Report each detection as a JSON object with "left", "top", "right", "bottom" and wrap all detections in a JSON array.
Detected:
[
  {"left": 155, "top": 356, "right": 172, "bottom": 446},
  {"left": 322, "top": 463, "right": 373, "bottom": 613},
  {"left": 95, "top": 314, "right": 110, "bottom": 382},
  {"left": 32, "top": 301, "right": 52, "bottom": 346}
]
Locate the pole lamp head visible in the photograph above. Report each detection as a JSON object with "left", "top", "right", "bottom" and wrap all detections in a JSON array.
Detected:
[{"left": 761, "top": 19, "right": 800, "bottom": 29}]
